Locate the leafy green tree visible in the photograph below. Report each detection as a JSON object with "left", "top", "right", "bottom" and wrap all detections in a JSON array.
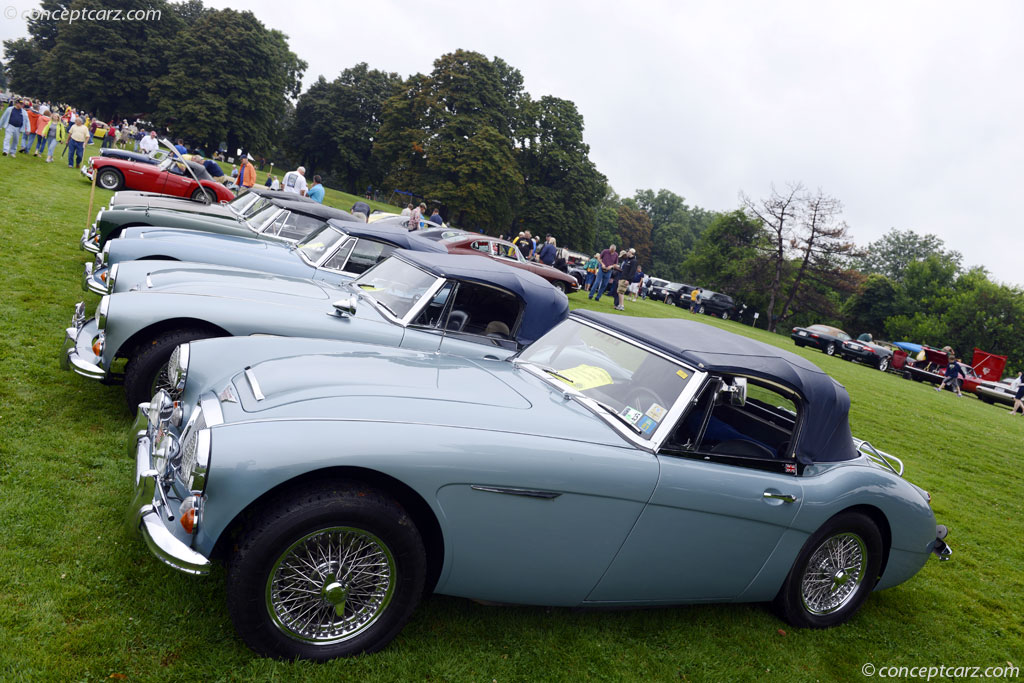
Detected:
[
  {"left": 40, "top": 0, "right": 183, "bottom": 118},
  {"left": 592, "top": 186, "right": 622, "bottom": 253},
  {"left": 2, "top": 38, "right": 47, "bottom": 96},
  {"left": 856, "top": 228, "right": 962, "bottom": 282},
  {"left": 149, "top": 8, "right": 305, "bottom": 154},
  {"left": 683, "top": 210, "right": 770, "bottom": 308},
  {"left": 842, "top": 274, "right": 899, "bottom": 337},
  {"left": 634, "top": 189, "right": 715, "bottom": 280},
  {"left": 616, "top": 204, "right": 653, "bottom": 265}
]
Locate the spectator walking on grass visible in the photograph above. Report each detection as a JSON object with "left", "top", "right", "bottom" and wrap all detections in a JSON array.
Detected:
[
  {"left": 282, "top": 166, "right": 307, "bottom": 196},
  {"left": 615, "top": 248, "right": 638, "bottom": 311},
  {"left": 32, "top": 107, "right": 51, "bottom": 156},
  {"left": 689, "top": 287, "right": 702, "bottom": 313},
  {"left": 935, "top": 358, "right": 965, "bottom": 396},
  {"left": 237, "top": 154, "right": 256, "bottom": 189},
  {"left": 308, "top": 175, "right": 325, "bottom": 203},
  {"left": 41, "top": 110, "right": 66, "bottom": 163},
  {"left": 589, "top": 243, "right": 618, "bottom": 302},
  {"left": 1, "top": 98, "right": 27, "bottom": 157},
  {"left": 583, "top": 253, "right": 599, "bottom": 291},
  {"left": 67, "top": 117, "right": 89, "bottom": 168},
  {"left": 1009, "top": 371, "right": 1024, "bottom": 415},
  {"left": 629, "top": 265, "right": 644, "bottom": 302}
]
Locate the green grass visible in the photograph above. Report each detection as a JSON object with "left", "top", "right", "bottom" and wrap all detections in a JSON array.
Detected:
[{"left": 1, "top": 152, "right": 1022, "bottom": 681}]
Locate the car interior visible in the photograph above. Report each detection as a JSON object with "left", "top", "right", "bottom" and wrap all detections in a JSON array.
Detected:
[
  {"left": 263, "top": 211, "right": 326, "bottom": 241},
  {"left": 412, "top": 281, "right": 522, "bottom": 343},
  {"left": 663, "top": 376, "right": 799, "bottom": 466}
]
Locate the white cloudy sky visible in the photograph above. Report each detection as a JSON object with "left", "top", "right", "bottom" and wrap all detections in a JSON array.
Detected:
[{"left": 5, "top": 1, "right": 1022, "bottom": 285}]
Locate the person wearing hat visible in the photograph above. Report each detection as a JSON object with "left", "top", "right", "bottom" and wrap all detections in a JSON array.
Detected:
[
  {"left": 615, "top": 248, "right": 638, "bottom": 311},
  {"left": 1, "top": 98, "right": 28, "bottom": 156},
  {"left": 237, "top": 152, "right": 256, "bottom": 189}
]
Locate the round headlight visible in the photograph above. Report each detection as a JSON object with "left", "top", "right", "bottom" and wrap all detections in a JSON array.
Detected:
[
  {"left": 167, "top": 343, "right": 190, "bottom": 395},
  {"left": 96, "top": 295, "right": 110, "bottom": 330},
  {"left": 147, "top": 389, "right": 173, "bottom": 425}
]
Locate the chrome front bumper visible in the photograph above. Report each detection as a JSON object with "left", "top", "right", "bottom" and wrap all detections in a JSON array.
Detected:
[
  {"left": 82, "top": 261, "right": 110, "bottom": 295},
  {"left": 127, "top": 401, "right": 211, "bottom": 575},
  {"left": 81, "top": 225, "right": 101, "bottom": 253},
  {"left": 60, "top": 311, "right": 106, "bottom": 380}
]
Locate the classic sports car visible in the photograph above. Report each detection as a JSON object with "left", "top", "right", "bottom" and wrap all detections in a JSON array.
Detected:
[
  {"left": 83, "top": 219, "right": 445, "bottom": 296},
  {"left": 82, "top": 154, "right": 236, "bottom": 203},
  {"left": 63, "top": 251, "right": 567, "bottom": 407},
  {"left": 125, "top": 310, "right": 950, "bottom": 661},
  {"left": 791, "top": 324, "right": 852, "bottom": 356},
  {"left": 441, "top": 234, "right": 580, "bottom": 293},
  {"left": 81, "top": 198, "right": 355, "bottom": 255},
  {"left": 839, "top": 338, "right": 894, "bottom": 372},
  {"left": 106, "top": 186, "right": 312, "bottom": 217}
]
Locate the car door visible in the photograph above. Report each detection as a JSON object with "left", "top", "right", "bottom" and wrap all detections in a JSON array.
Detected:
[
  {"left": 587, "top": 377, "right": 804, "bottom": 603},
  {"left": 160, "top": 163, "right": 194, "bottom": 197}
]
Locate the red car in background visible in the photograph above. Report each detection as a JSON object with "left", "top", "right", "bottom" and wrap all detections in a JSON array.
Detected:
[
  {"left": 81, "top": 154, "right": 235, "bottom": 203},
  {"left": 441, "top": 234, "right": 580, "bottom": 294}
]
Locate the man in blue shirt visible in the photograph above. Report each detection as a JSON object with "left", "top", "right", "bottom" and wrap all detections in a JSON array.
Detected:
[
  {"left": 202, "top": 158, "right": 229, "bottom": 183},
  {"left": 428, "top": 208, "right": 443, "bottom": 225},
  {"left": 308, "top": 175, "right": 325, "bottom": 203},
  {"left": 538, "top": 235, "right": 557, "bottom": 265},
  {"left": 174, "top": 138, "right": 187, "bottom": 155}
]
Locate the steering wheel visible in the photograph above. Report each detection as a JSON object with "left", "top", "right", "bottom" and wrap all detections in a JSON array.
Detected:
[{"left": 623, "top": 387, "right": 665, "bottom": 414}]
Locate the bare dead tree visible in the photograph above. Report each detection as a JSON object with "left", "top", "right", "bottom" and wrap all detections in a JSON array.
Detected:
[{"left": 741, "top": 183, "right": 803, "bottom": 332}]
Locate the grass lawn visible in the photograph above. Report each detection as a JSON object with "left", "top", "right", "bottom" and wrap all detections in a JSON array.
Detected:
[{"left": 0, "top": 152, "right": 1022, "bottom": 681}]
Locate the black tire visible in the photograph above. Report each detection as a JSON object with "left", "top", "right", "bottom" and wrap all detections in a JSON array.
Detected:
[
  {"left": 666, "top": 296, "right": 674, "bottom": 306},
  {"left": 902, "top": 370, "right": 913, "bottom": 380},
  {"left": 877, "top": 356, "right": 889, "bottom": 372},
  {"left": 122, "top": 327, "right": 215, "bottom": 409},
  {"left": 552, "top": 280, "right": 568, "bottom": 294},
  {"left": 721, "top": 311, "right": 730, "bottom": 320},
  {"left": 97, "top": 168, "right": 124, "bottom": 191},
  {"left": 794, "top": 341, "right": 804, "bottom": 348},
  {"left": 191, "top": 187, "right": 216, "bottom": 203},
  {"left": 773, "top": 511, "right": 883, "bottom": 628},
  {"left": 825, "top": 343, "right": 836, "bottom": 356},
  {"left": 226, "top": 482, "right": 426, "bottom": 660}
]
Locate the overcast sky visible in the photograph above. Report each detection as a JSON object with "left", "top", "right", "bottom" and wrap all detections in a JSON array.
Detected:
[{"left": 5, "top": 1, "right": 1022, "bottom": 285}]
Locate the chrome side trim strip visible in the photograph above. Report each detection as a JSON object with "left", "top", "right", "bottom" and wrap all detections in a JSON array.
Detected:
[
  {"left": 471, "top": 485, "right": 561, "bottom": 499},
  {"left": 244, "top": 367, "right": 265, "bottom": 401}
]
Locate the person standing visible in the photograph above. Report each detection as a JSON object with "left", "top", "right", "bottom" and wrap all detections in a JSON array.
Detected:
[
  {"left": 935, "top": 358, "right": 965, "bottom": 396},
  {"left": 428, "top": 208, "right": 443, "bottom": 225},
  {"left": 629, "top": 264, "right": 644, "bottom": 302},
  {"left": 281, "top": 166, "right": 307, "bottom": 195},
  {"left": 67, "top": 117, "right": 89, "bottom": 168},
  {"left": 615, "top": 248, "right": 638, "bottom": 311},
  {"left": 237, "top": 154, "right": 256, "bottom": 189},
  {"left": 1, "top": 98, "right": 26, "bottom": 156},
  {"left": 33, "top": 107, "right": 51, "bottom": 156},
  {"left": 139, "top": 130, "right": 159, "bottom": 156},
  {"left": 22, "top": 103, "right": 40, "bottom": 154},
  {"left": 583, "top": 253, "right": 599, "bottom": 291},
  {"left": 538, "top": 236, "right": 557, "bottom": 266},
  {"left": 409, "top": 202, "right": 426, "bottom": 230},
  {"left": 401, "top": 203, "right": 413, "bottom": 217},
  {"left": 174, "top": 139, "right": 187, "bottom": 155},
  {"left": 589, "top": 243, "right": 618, "bottom": 302},
  {"left": 689, "top": 287, "right": 702, "bottom": 313},
  {"left": 41, "top": 111, "right": 66, "bottom": 163},
  {"left": 307, "top": 175, "right": 325, "bottom": 203},
  {"left": 1009, "top": 371, "right": 1024, "bottom": 415}
]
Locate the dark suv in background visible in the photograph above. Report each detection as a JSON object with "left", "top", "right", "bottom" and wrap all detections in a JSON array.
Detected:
[{"left": 695, "top": 290, "right": 736, "bottom": 319}]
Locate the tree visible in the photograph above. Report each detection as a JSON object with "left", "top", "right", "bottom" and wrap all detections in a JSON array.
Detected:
[
  {"left": 856, "top": 228, "right": 962, "bottom": 282},
  {"left": 149, "top": 8, "right": 305, "bottom": 154},
  {"left": 741, "top": 183, "right": 803, "bottom": 332},
  {"left": 2, "top": 38, "right": 47, "bottom": 96},
  {"left": 615, "top": 204, "right": 653, "bottom": 265},
  {"left": 634, "top": 188, "right": 715, "bottom": 280},
  {"left": 683, "top": 210, "right": 770, "bottom": 309},
  {"left": 842, "top": 274, "right": 899, "bottom": 337}
]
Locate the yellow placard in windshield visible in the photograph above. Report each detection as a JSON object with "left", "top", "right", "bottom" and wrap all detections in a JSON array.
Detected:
[
  {"left": 556, "top": 364, "right": 613, "bottom": 390},
  {"left": 358, "top": 284, "right": 382, "bottom": 291}
]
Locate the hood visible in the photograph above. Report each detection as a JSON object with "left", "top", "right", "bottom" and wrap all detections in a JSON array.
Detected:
[
  {"left": 114, "top": 198, "right": 234, "bottom": 217},
  {"left": 221, "top": 350, "right": 627, "bottom": 447},
  {"left": 138, "top": 264, "right": 344, "bottom": 303}
]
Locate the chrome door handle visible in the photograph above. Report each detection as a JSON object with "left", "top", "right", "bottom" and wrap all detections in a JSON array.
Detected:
[{"left": 763, "top": 491, "right": 798, "bottom": 503}]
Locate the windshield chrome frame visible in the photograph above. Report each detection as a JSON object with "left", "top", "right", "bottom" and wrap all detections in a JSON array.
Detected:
[
  {"left": 245, "top": 206, "right": 286, "bottom": 235},
  {"left": 352, "top": 259, "right": 447, "bottom": 327},
  {"left": 514, "top": 316, "right": 707, "bottom": 452},
  {"left": 227, "top": 191, "right": 261, "bottom": 217}
]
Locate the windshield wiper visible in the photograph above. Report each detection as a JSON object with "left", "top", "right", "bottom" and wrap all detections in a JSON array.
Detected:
[
  {"left": 370, "top": 297, "right": 398, "bottom": 318},
  {"left": 591, "top": 399, "right": 643, "bottom": 434},
  {"left": 514, "top": 361, "right": 576, "bottom": 385}
]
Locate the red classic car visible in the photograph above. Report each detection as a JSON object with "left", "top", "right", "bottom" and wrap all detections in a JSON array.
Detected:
[
  {"left": 441, "top": 234, "right": 580, "bottom": 293},
  {"left": 81, "top": 154, "right": 235, "bottom": 203}
]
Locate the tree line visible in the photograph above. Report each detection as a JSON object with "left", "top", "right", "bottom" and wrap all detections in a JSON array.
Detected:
[{"left": 5, "top": 2, "right": 1024, "bottom": 369}]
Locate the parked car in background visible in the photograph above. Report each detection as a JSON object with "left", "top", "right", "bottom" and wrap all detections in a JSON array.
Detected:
[
  {"left": 791, "top": 324, "right": 852, "bottom": 356},
  {"left": 645, "top": 278, "right": 675, "bottom": 302},
  {"left": 64, "top": 251, "right": 568, "bottom": 407},
  {"left": 126, "top": 310, "right": 950, "bottom": 661},
  {"left": 839, "top": 337, "right": 895, "bottom": 371},
  {"left": 441, "top": 234, "right": 579, "bottom": 294},
  {"left": 975, "top": 378, "right": 1017, "bottom": 406},
  {"left": 106, "top": 185, "right": 311, "bottom": 217},
  {"left": 82, "top": 154, "right": 235, "bottom": 203},
  {"left": 693, "top": 290, "right": 736, "bottom": 319},
  {"left": 81, "top": 198, "right": 357, "bottom": 255},
  {"left": 83, "top": 220, "right": 445, "bottom": 296},
  {"left": 99, "top": 148, "right": 166, "bottom": 165}
]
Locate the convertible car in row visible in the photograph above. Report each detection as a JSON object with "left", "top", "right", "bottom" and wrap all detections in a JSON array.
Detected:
[
  {"left": 83, "top": 152, "right": 236, "bottom": 204},
  {"left": 122, "top": 311, "right": 951, "bottom": 661}
]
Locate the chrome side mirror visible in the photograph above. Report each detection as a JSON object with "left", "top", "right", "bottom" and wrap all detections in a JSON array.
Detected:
[
  {"left": 720, "top": 377, "right": 747, "bottom": 406},
  {"left": 332, "top": 296, "right": 357, "bottom": 317}
]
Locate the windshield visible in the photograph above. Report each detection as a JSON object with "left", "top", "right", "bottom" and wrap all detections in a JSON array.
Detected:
[
  {"left": 244, "top": 202, "right": 282, "bottom": 232},
  {"left": 227, "top": 191, "right": 262, "bottom": 215},
  {"left": 517, "top": 319, "right": 696, "bottom": 440},
  {"left": 295, "top": 224, "right": 348, "bottom": 265},
  {"left": 351, "top": 257, "right": 439, "bottom": 320}
]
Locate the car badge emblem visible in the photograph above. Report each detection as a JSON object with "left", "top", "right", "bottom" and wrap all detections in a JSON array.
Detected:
[
  {"left": 785, "top": 463, "right": 797, "bottom": 474},
  {"left": 218, "top": 385, "right": 238, "bottom": 404}
]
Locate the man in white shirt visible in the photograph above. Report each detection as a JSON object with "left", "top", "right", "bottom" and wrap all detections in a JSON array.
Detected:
[
  {"left": 281, "top": 166, "right": 307, "bottom": 196},
  {"left": 139, "top": 131, "right": 159, "bottom": 156}
]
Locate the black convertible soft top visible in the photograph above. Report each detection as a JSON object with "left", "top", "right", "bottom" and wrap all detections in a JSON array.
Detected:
[{"left": 572, "top": 311, "right": 857, "bottom": 464}]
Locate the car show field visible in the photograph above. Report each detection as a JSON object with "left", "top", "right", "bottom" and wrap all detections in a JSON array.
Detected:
[{"left": 1, "top": 159, "right": 1022, "bottom": 679}]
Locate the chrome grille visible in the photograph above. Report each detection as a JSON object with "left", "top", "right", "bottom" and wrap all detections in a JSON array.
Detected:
[{"left": 180, "top": 409, "right": 206, "bottom": 479}]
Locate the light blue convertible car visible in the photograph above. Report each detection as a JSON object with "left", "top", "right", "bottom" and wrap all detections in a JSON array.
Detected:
[
  {"left": 83, "top": 219, "right": 446, "bottom": 295},
  {"left": 63, "top": 251, "right": 568, "bottom": 407},
  {"left": 127, "top": 311, "right": 951, "bottom": 661}
]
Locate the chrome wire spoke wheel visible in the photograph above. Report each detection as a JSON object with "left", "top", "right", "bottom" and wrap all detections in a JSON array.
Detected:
[
  {"left": 266, "top": 526, "right": 396, "bottom": 645},
  {"left": 800, "top": 532, "right": 867, "bottom": 615}
]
